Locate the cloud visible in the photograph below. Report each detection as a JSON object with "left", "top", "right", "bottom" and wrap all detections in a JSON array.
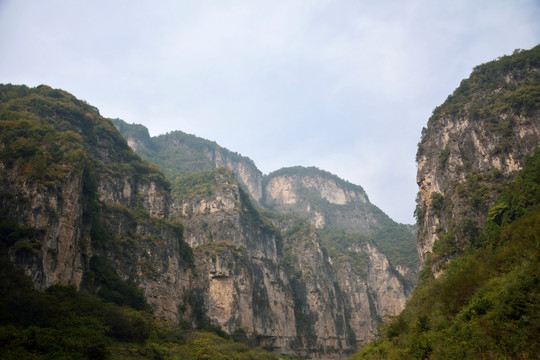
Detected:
[{"left": 1, "top": 0, "right": 539, "bottom": 223}]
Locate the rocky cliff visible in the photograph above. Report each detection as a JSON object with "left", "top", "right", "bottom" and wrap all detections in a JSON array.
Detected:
[
  {"left": 352, "top": 45, "right": 540, "bottom": 360},
  {"left": 264, "top": 166, "right": 419, "bottom": 283},
  {"left": 415, "top": 46, "right": 540, "bottom": 273},
  {"left": 263, "top": 167, "right": 371, "bottom": 232},
  {"left": 114, "top": 119, "right": 419, "bottom": 355},
  {"left": 1, "top": 84, "right": 418, "bottom": 359},
  {"left": 168, "top": 168, "right": 297, "bottom": 353},
  {"left": 167, "top": 168, "right": 411, "bottom": 357},
  {"left": 113, "top": 119, "right": 264, "bottom": 204},
  {"left": 0, "top": 84, "right": 193, "bottom": 322}
]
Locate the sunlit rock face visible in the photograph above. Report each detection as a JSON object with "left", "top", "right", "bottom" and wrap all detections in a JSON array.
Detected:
[
  {"left": 168, "top": 168, "right": 410, "bottom": 358},
  {"left": 113, "top": 119, "right": 418, "bottom": 357},
  {"left": 168, "top": 169, "right": 298, "bottom": 353},
  {"left": 263, "top": 167, "right": 382, "bottom": 234}
]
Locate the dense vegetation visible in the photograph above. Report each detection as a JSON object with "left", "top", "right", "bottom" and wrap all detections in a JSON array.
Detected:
[
  {"left": 113, "top": 119, "right": 260, "bottom": 183},
  {"left": 367, "top": 205, "right": 418, "bottom": 273},
  {"left": 420, "top": 45, "right": 540, "bottom": 145},
  {"left": 171, "top": 168, "right": 234, "bottom": 202},
  {"left": 0, "top": 85, "right": 169, "bottom": 191},
  {"left": 0, "top": 252, "right": 282, "bottom": 360},
  {"left": 353, "top": 148, "right": 540, "bottom": 359}
]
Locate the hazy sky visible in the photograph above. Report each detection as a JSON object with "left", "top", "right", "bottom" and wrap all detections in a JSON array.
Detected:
[{"left": 1, "top": 1, "right": 539, "bottom": 224}]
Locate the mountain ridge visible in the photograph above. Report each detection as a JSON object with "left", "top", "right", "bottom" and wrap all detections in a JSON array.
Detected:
[
  {"left": 115, "top": 119, "right": 420, "bottom": 281},
  {"left": 1, "top": 83, "right": 415, "bottom": 359}
]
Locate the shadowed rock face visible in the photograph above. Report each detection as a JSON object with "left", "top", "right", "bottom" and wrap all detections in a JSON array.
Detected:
[
  {"left": 415, "top": 46, "right": 540, "bottom": 273},
  {"left": 0, "top": 84, "right": 193, "bottom": 324}
]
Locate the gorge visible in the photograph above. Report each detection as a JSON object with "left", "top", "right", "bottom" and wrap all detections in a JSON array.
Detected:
[{"left": 1, "top": 44, "right": 539, "bottom": 360}]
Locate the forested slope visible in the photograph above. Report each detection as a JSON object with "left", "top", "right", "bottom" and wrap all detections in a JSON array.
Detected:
[{"left": 354, "top": 148, "right": 540, "bottom": 359}]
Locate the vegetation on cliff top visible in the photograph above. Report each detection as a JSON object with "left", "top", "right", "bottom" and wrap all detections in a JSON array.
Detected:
[
  {"left": 264, "top": 166, "right": 419, "bottom": 272},
  {"left": 113, "top": 118, "right": 260, "bottom": 183},
  {"left": 171, "top": 168, "right": 234, "bottom": 202},
  {"left": 417, "top": 44, "right": 539, "bottom": 167},
  {"left": 422, "top": 45, "right": 539, "bottom": 138},
  {"left": 353, "top": 148, "right": 540, "bottom": 359},
  {"left": 0, "top": 84, "right": 169, "bottom": 190},
  {"left": 414, "top": 44, "right": 540, "bottom": 277}
]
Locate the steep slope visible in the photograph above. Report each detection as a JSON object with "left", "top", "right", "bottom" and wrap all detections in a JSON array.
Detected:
[
  {"left": 266, "top": 214, "right": 411, "bottom": 354},
  {"left": 354, "top": 148, "right": 540, "bottom": 360},
  {"left": 0, "top": 84, "right": 193, "bottom": 321},
  {"left": 352, "top": 45, "right": 540, "bottom": 359},
  {"left": 415, "top": 45, "right": 540, "bottom": 272},
  {"left": 114, "top": 119, "right": 264, "bottom": 204},
  {"left": 263, "top": 166, "right": 371, "bottom": 232},
  {"left": 3, "top": 85, "right": 396, "bottom": 358},
  {"left": 168, "top": 168, "right": 409, "bottom": 357},
  {"left": 113, "top": 116, "right": 418, "bottom": 357},
  {"left": 114, "top": 122, "right": 419, "bottom": 280},
  {"left": 264, "top": 166, "right": 419, "bottom": 281},
  {"left": 168, "top": 168, "right": 298, "bottom": 354}
]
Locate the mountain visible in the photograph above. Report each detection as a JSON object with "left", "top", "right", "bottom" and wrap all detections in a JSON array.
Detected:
[
  {"left": 113, "top": 119, "right": 264, "bottom": 205},
  {"left": 353, "top": 45, "right": 540, "bottom": 359},
  {"left": 115, "top": 117, "right": 420, "bottom": 354},
  {"left": 415, "top": 45, "right": 540, "bottom": 274},
  {"left": 263, "top": 166, "right": 419, "bottom": 282},
  {"left": 115, "top": 120, "right": 420, "bottom": 280},
  {"left": 1, "top": 84, "right": 418, "bottom": 359},
  {"left": 0, "top": 84, "right": 225, "bottom": 359}
]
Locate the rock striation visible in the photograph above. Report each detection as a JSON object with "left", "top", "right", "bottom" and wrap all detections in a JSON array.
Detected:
[
  {"left": 168, "top": 169, "right": 297, "bottom": 352},
  {"left": 263, "top": 167, "right": 371, "bottom": 232}
]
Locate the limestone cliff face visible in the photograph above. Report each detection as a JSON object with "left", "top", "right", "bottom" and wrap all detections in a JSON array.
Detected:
[
  {"left": 169, "top": 168, "right": 410, "bottom": 357},
  {"left": 416, "top": 46, "right": 540, "bottom": 271},
  {"left": 169, "top": 169, "right": 297, "bottom": 353},
  {"left": 287, "top": 228, "right": 353, "bottom": 358},
  {"left": 0, "top": 164, "right": 87, "bottom": 290},
  {"left": 263, "top": 166, "right": 419, "bottom": 283},
  {"left": 97, "top": 171, "right": 170, "bottom": 218},
  {"left": 263, "top": 167, "right": 375, "bottom": 233},
  {"left": 331, "top": 242, "right": 408, "bottom": 346},
  {"left": 2, "top": 85, "right": 418, "bottom": 359},
  {"left": 203, "top": 147, "right": 263, "bottom": 204},
  {"left": 365, "top": 243, "right": 407, "bottom": 315},
  {"left": 269, "top": 215, "right": 410, "bottom": 358},
  {"left": 114, "top": 119, "right": 153, "bottom": 153},
  {"left": 0, "top": 85, "right": 192, "bottom": 322}
]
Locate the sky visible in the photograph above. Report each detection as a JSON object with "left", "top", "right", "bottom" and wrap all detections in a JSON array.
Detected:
[{"left": 1, "top": 1, "right": 539, "bottom": 224}]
